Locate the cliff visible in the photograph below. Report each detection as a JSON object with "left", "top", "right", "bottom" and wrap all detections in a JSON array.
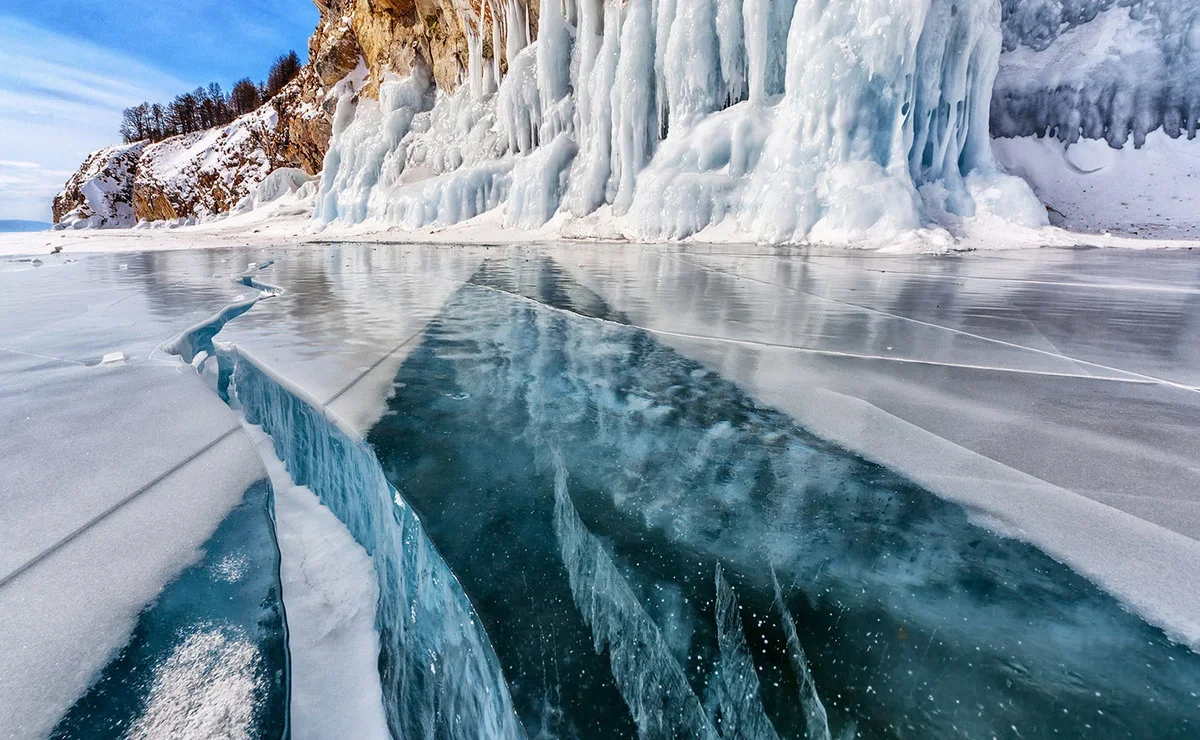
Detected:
[
  {"left": 53, "top": 0, "right": 1200, "bottom": 239},
  {"left": 52, "top": 0, "right": 525, "bottom": 227}
]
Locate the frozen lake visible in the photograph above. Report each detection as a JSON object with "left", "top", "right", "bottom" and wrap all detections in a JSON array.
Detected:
[{"left": 2, "top": 243, "right": 1199, "bottom": 738}]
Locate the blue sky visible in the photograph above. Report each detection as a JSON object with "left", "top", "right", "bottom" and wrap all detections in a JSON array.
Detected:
[{"left": 0, "top": 1, "right": 319, "bottom": 221}]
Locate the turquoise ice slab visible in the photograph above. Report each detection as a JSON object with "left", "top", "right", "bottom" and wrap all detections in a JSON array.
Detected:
[
  {"left": 362, "top": 256, "right": 1200, "bottom": 739},
  {"left": 50, "top": 479, "right": 288, "bottom": 739}
]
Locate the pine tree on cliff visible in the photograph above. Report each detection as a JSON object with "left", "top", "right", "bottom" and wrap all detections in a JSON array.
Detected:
[
  {"left": 230, "top": 79, "right": 262, "bottom": 117},
  {"left": 264, "top": 51, "right": 302, "bottom": 100}
]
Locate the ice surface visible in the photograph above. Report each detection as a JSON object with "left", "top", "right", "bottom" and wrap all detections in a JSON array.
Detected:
[
  {"left": 363, "top": 254, "right": 1200, "bottom": 737},
  {"left": 7, "top": 242, "right": 1200, "bottom": 738},
  {"left": 311, "top": 0, "right": 1045, "bottom": 244},
  {"left": 557, "top": 245, "right": 1200, "bottom": 647},
  {"left": 0, "top": 255, "right": 286, "bottom": 738},
  {"left": 51, "top": 478, "right": 287, "bottom": 739}
]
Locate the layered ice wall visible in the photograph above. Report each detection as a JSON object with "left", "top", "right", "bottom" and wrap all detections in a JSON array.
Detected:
[
  {"left": 315, "top": 0, "right": 1045, "bottom": 244},
  {"left": 222, "top": 351, "right": 523, "bottom": 740},
  {"left": 994, "top": 0, "right": 1200, "bottom": 147}
]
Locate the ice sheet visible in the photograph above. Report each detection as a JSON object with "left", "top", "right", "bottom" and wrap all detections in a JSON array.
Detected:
[
  {"left": 5, "top": 241, "right": 1200, "bottom": 738},
  {"left": 0, "top": 254, "right": 280, "bottom": 737},
  {"left": 556, "top": 244, "right": 1200, "bottom": 647}
]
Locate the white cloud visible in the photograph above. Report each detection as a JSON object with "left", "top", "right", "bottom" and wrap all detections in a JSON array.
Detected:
[{"left": 0, "top": 17, "right": 192, "bottom": 221}]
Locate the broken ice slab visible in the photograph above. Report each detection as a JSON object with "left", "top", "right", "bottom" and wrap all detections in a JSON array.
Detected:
[
  {"left": 0, "top": 253, "right": 289, "bottom": 738},
  {"left": 361, "top": 256, "right": 1200, "bottom": 738},
  {"left": 48, "top": 479, "right": 288, "bottom": 740}
]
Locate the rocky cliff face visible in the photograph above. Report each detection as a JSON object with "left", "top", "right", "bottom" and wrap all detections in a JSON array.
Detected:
[
  {"left": 53, "top": 0, "right": 524, "bottom": 227},
  {"left": 53, "top": 142, "right": 146, "bottom": 228}
]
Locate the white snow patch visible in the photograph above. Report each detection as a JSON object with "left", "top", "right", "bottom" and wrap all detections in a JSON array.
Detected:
[
  {"left": 993, "top": 131, "right": 1200, "bottom": 238},
  {"left": 245, "top": 423, "right": 390, "bottom": 740}
]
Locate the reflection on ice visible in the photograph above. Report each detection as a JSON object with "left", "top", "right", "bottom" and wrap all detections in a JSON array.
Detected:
[{"left": 6, "top": 244, "right": 1200, "bottom": 740}]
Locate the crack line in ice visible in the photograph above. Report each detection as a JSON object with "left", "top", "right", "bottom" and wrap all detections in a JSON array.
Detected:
[
  {"left": 632, "top": 328, "right": 1167, "bottom": 385},
  {"left": 674, "top": 254, "right": 1200, "bottom": 394},
  {"left": 710, "top": 564, "right": 781, "bottom": 740},
  {"left": 0, "top": 427, "right": 241, "bottom": 591},
  {"left": 322, "top": 328, "right": 426, "bottom": 408},
  {"left": 551, "top": 450, "right": 722, "bottom": 739},
  {"left": 693, "top": 254, "right": 1200, "bottom": 295},
  {"left": 0, "top": 346, "right": 89, "bottom": 368},
  {"left": 769, "top": 569, "right": 832, "bottom": 740}
]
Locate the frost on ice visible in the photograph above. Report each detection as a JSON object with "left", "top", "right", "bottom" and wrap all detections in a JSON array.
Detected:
[{"left": 314, "top": 0, "right": 1046, "bottom": 243}]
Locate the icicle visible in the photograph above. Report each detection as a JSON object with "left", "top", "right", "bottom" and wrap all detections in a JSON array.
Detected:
[
  {"left": 466, "top": 27, "right": 484, "bottom": 100},
  {"left": 653, "top": 0, "right": 678, "bottom": 136},
  {"left": 538, "top": 0, "right": 573, "bottom": 104},
  {"left": 504, "top": 0, "right": 529, "bottom": 61},
  {"left": 743, "top": 0, "right": 768, "bottom": 104},
  {"left": 744, "top": 0, "right": 797, "bottom": 104},
  {"left": 564, "top": 0, "right": 615, "bottom": 215},
  {"left": 664, "top": 0, "right": 724, "bottom": 125},
  {"left": 610, "top": 0, "right": 656, "bottom": 214},
  {"left": 574, "top": 0, "right": 606, "bottom": 143},
  {"left": 717, "top": 0, "right": 748, "bottom": 106},
  {"left": 491, "top": 0, "right": 504, "bottom": 83},
  {"left": 537, "top": 0, "right": 575, "bottom": 142}
]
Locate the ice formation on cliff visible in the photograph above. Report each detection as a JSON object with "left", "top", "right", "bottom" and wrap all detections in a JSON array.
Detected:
[
  {"left": 994, "top": 0, "right": 1200, "bottom": 147},
  {"left": 314, "top": 0, "right": 1047, "bottom": 243}
]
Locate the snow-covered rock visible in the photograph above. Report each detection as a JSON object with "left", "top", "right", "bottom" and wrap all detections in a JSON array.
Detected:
[{"left": 52, "top": 142, "right": 146, "bottom": 229}]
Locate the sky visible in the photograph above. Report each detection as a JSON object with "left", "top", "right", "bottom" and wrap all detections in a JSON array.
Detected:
[{"left": 0, "top": 1, "right": 319, "bottom": 222}]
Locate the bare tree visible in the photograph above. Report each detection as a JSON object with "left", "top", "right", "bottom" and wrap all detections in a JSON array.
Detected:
[
  {"left": 116, "top": 48, "right": 301, "bottom": 141},
  {"left": 119, "top": 103, "right": 153, "bottom": 143}
]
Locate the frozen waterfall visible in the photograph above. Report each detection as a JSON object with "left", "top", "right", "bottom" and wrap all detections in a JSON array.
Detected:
[{"left": 314, "top": 0, "right": 1046, "bottom": 243}]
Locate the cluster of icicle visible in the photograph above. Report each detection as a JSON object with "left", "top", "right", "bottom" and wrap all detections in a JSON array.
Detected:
[
  {"left": 993, "top": 0, "right": 1200, "bottom": 147},
  {"left": 314, "top": 0, "right": 1047, "bottom": 244}
]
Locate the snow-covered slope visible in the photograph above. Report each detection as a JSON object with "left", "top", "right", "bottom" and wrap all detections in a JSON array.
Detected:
[
  {"left": 131, "top": 106, "right": 281, "bottom": 222},
  {"left": 54, "top": 105, "right": 312, "bottom": 229},
  {"left": 52, "top": 54, "right": 354, "bottom": 230}
]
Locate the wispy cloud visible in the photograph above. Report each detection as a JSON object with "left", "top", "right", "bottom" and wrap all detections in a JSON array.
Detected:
[{"left": 0, "top": 17, "right": 191, "bottom": 220}]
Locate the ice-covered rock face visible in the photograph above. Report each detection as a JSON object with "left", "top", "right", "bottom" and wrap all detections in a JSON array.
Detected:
[
  {"left": 994, "top": 0, "right": 1200, "bottom": 146},
  {"left": 315, "top": 0, "right": 1047, "bottom": 243}
]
